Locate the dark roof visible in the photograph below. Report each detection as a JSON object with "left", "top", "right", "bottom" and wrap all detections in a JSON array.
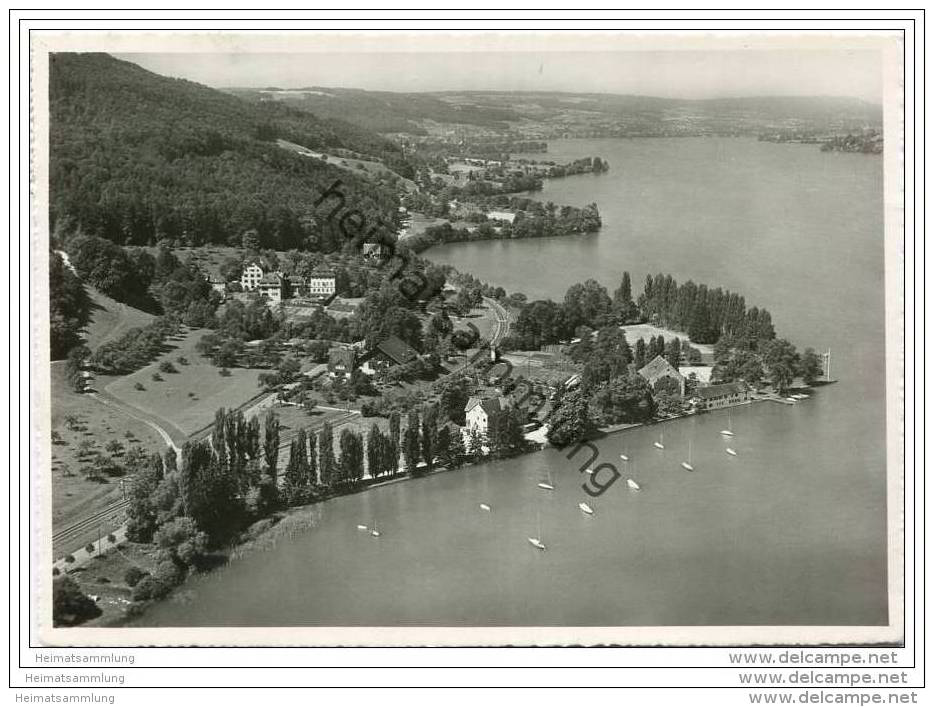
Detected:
[
  {"left": 328, "top": 348, "right": 356, "bottom": 370},
  {"left": 637, "top": 355, "right": 684, "bottom": 381},
  {"left": 694, "top": 382, "right": 747, "bottom": 399},
  {"left": 309, "top": 269, "right": 336, "bottom": 278},
  {"left": 375, "top": 335, "right": 418, "bottom": 365},
  {"left": 258, "top": 273, "right": 282, "bottom": 286},
  {"left": 465, "top": 396, "right": 507, "bottom": 415}
]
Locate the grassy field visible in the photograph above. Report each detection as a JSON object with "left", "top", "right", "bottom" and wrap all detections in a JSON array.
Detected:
[
  {"left": 260, "top": 401, "right": 407, "bottom": 479},
  {"left": 621, "top": 322, "right": 714, "bottom": 355},
  {"left": 399, "top": 212, "right": 448, "bottom": 240},
  {"left": 50, "top": 362, "right": 166, "bottom": 535},
  {"left": 83, "top": 289, "right": 154, "bottom": 351},
  {"left": 105, "top": 327, "right": 268, "bottom": 437},
  {"left": 69, "top": 540, "right": 165, "bottom": 626},
  {"left": 276, "top": 139, "right": 417, "bottom": 192},
  {"left": 451, "top": 300, "right": 498, "bottom": 344}
]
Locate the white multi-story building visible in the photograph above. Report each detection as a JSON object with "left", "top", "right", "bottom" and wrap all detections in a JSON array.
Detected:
[
  {"left": 241, "top": 262, "right": 264, "bottom": 291},
  {"left": 464, "top": 396, "right": 509, "bottom": 437},
  {"left": 308, "top": 270, "right": 337, "bottom": 298}
]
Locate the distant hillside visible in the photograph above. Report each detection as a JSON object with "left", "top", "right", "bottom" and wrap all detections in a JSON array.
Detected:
[
  {"left": 228, "top": 86, "right": 521, "bottom": 134},
  {"left": 50, "top": 54, "right": 406, "bottom": 252},
  {"left": 239, "top": 86, "right": 883, "bottom": 139}
]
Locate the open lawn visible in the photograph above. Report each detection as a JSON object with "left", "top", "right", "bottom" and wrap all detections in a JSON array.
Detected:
[
  {"left": 251, "top": 401, "right": 393, "bottom": 479},
  {"left": 399, "top": 212, "right": 448, "bottom": 240},
  {"left": 276, "top": 139, "right": 417, "bottom": 191},
  {"left": 621, "top": 322, "right": 714, "bottom": 355},
  {"left": 451, "top": 300, "right": 498, "bottom": 345},
  {"left": 105, "top": 327, "right": 268, "bottom": 437},
  {"left": 71, "top": 541, "right": 166, "bottom": 627},
  {"left": 166, "top": 245, "right": 242, "bottom": 278},
  {"left": 83, "top": 289, "right": 154, "bottom": 352},
  {"left": 50, "top": 362, "right": 166, "bottom": 536}
]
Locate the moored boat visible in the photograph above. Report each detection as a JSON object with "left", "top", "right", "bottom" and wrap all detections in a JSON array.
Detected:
[
  {"left": 682, "top": 430, "right": 695, "bottom": 471},
  {"left": 720, "top": 409, "right": 735, "bottom": 437},
  {"left": 538, "top": 469, "right": 555, "bottom": 490},
  {"left": 578, "top": 502, "right": 594, "bottom": 515}
]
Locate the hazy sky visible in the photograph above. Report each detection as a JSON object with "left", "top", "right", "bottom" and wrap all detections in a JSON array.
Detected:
[{"left": 115, "top": 48, "right": 882, "bottom": 103}]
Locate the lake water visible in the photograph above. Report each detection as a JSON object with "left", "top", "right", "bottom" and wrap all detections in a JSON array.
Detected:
[{"left": 136, "top": 138, "right": 888, "bottom": 627}]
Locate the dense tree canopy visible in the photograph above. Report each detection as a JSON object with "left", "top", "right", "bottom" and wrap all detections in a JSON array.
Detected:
[
  {"left": 50, "top": 53, "right": 403, "bottom": 251},
  {"left": 639, "top": 273, "right": 775, "bottom": 345},
  {"left": 49, "top": 250, "right": 91, "bottom": 359}
]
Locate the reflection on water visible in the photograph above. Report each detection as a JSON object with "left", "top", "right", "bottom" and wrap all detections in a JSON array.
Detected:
[{"left": 136, "top": 138, "right": 887, "bottom": 627}]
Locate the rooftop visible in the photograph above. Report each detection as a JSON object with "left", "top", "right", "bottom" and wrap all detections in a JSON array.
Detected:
[
  {"left": 638, "top": 355, "right": 684, "bottom": 381},
  {"left": 375, "top": 335, "right": 419, "bottom": 365},
  {"left": 328, "top": 348, "right": 356, "bottom": 370},
  {"left": 465, "top": 396, "right": 508, "bottom": 416}
]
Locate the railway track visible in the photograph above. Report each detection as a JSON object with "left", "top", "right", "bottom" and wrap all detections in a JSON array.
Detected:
[{"left": 52, "top": 498, "right": 129, "bottom": 556}]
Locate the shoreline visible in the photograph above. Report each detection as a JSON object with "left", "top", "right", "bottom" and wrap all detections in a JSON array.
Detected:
[{"left": 80, "top": 388, "right": 818, "bottom": 628}]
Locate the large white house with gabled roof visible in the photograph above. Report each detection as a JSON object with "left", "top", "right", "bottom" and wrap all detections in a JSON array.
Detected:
[{"left": 465, "top": 396, "right": 509, "bottom": 437}]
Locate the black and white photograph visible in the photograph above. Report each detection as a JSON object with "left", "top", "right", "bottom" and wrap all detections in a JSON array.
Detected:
[{"left": 28, "top": 25, "right": 909, "bottom": 655}]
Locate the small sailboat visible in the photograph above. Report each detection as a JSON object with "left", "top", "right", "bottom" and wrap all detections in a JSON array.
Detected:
[
  {"left": 537, "top": 469, "right": 555, "bottom": 491},
  {"left": 619, "top": 453, "right": 629, "bottom": 462},
  {"left": 578, "top": 501, "right": 594, "bottom": 515},
  {"left": 479, "top": 503, "right": 492, "bottom": 512},
  {"left": 356, "top": 524, "right": 368, "bottom": 531},
  {"left": 720, "top": 409, "right": 735, "bottom": 437},
  {"left": 370, "top": 528, "right": 381, "bottom": 537},
  {"left": 726, "top": 448, "right": 737, "bottom": 456},
  {"left": 627, "top": 478, "right": 641, "bottom": 491},
  {"left": 653, "top": 432, "right": 665, "bottom": 450},
  {"left": 681, "top": 434, "right": 695, "bottom": 472},
  {"left": 528, "top": 509, "right": 547, "bottom": 550}
]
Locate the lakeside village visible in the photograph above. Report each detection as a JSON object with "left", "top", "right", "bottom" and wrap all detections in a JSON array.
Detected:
[
  {"left": 51, "top": 228, "right": 831, "bottom": 627},
  {"left": 48, "top": 110, "right": 826, "bottom": 627}
]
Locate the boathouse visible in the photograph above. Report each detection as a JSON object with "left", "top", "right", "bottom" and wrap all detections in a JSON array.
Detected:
[{"left": 691, "top": 382, "right": 750, "bottom": 411}]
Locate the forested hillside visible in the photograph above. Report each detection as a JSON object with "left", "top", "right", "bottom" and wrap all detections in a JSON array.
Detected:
[{"left": 50, "top": 53, "right": 405, "bottom": 251}]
